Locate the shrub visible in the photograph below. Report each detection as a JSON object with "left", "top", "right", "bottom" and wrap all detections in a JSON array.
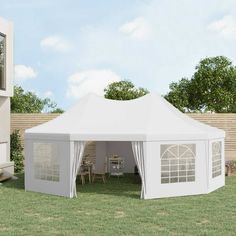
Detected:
[{"left": 10, "top": 130, "right": 24, "bottom": 173}]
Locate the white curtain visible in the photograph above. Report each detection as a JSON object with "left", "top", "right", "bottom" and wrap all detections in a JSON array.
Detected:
[
  {"left": 131, "top": 141, "right": 146, "bottom": 199},
  {"left": 70, "top": 141, "right": 86, "bottom": 198}
]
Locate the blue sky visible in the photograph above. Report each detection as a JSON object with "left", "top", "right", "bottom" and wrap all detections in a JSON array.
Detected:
[{"left": 1, "top": 0, "right": 236, "bottom": 109}]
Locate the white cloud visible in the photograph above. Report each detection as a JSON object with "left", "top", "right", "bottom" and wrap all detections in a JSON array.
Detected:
[
  {"left": 14, "top": 64, "right": 37, "bottom": 82},
  {"left": 66, "top": 69, "right": 121, "bottom": 99},
  {"left": 40, "top": 36, "right": 71, "bottom": 52},
  {"left": 43, "top": 90, "right": 53, "bottom": 98},
  {"left": 207, "top": 15, "right": 236, "bottom": 38},
  {"left": 119, "top": 17, "right": 151, "bottom": 40}
]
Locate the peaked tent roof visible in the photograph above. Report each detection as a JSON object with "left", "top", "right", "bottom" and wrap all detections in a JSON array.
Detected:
[{"left": 25, "top": 93, "right": 225, "bottom": 141}]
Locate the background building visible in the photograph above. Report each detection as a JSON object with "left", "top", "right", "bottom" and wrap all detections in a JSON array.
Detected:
[{"left": 0, "top": 17, "right": 14, "bottom": 178}]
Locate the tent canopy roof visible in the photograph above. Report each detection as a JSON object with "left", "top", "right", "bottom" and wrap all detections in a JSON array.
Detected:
[{"left": 25, "top": 93, "right": 225, "bottom": 141}]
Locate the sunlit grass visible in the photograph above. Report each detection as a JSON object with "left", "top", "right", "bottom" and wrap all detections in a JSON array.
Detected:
[{"left": 0, "top": 174, "right": 236, "bottom": 235}]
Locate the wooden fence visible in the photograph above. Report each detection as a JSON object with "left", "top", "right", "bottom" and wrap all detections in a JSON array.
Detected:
[{"left": 11, "top": 113, "right": 236, "bottom": 160}]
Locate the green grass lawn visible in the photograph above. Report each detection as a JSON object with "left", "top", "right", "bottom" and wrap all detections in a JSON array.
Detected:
[{"left": 0, "top": 174, "right": 236, "bottom": 236}]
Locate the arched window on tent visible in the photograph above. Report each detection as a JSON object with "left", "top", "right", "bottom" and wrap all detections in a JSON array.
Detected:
[{"left": 160, "top": 144, "right": 196, "bottom": 184}]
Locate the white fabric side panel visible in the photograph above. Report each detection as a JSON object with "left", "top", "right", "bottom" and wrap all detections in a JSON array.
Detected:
[
  {"left": 144, "top": 140, "right": 208, "bottom": 199},
  {"left": 131, "top": 141, "right": 146, "bottom": 199},
  {"left": 70, "top": 141, "right": 86, "bottom": 198},
  {"left": 208, "top": 138, "right": 225, "bottom": 193},
  {"left": 25, "top": 139, "right": 71, "bottom": 197}
]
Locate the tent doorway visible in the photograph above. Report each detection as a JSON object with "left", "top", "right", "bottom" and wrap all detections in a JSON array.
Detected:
[
  {"left": 79, "top": 141, "right": 138, "bottom": 182},
  {"left": 74, "top": 141, "right": 145, "bottom": 198},
  {"left": 76, "top": 141, "right": 142, "bottom": 198}
]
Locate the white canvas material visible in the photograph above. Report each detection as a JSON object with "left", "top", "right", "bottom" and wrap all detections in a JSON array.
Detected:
[
  {"left": 25, "top": 93, "right": 225, "bottom": 141},
  {"left": 24, "top": 93, "right": 226, "bottom": 199},
  {"left": 70, "top": 141, "right": 86, "bottom": 198},
  {"left": 132, "top": 141, "right": 146, "bottom": 199}
]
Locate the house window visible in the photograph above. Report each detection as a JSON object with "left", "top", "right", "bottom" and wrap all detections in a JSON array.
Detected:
[
  {"left": 33, "top": 143, "right": 60, "bottom": 182},
  {"left": 212, "top": 141, "right": 222, "bottom": 178},
  {"left": 161, "top": 144, "right": 196, "bottom": 184},
  {"left": 0, "top": 33, "right": 6, "bottom": 90}
]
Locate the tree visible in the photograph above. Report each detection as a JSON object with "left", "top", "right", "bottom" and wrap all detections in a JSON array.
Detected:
[
  {"left": 11, "top": 85, "right": 64, "bottom": 113},
  {"left": 165, "top": 56, "right": 236, "bottom": 112},
  {"left": 50, "top": 107, "right": 65, "bottom": 113},
  {"left": 104, "top": 80, "right": 149, "bottom": 100},
  {"left": 164, "top": 78, "right": 191, "bottom": 112}
]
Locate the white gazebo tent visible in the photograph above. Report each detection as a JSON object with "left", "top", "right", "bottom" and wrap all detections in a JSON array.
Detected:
[{"left": 25, "top": 93, "right": 225, "bottom": 199}]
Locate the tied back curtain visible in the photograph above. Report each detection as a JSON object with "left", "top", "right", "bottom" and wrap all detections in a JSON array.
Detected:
[
  {"left": 132, "top": 141, "right": 146, "bottom": 199},
  {"left": 70, "top": 141, "right": 86, "bottom": 198}
]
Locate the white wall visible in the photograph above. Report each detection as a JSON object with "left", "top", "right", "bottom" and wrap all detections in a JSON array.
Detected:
[
  {"left": 0, "top": 17, "right": 13, "bottom": 166},
  {"left": 0, "top": 97, "right": 10, "bottom": 162},
  {"left": 0, "top": 17, "right": 13, "bottom": 97}
]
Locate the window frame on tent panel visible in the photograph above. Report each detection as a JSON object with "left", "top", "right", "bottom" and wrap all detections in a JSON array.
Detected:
[
  {"left": 212, "top": 141, "right": 222, "bottom": 178},
  {"left": 160, "top": 144, "right": 196, "bottom": 184},
  {"left": 33, "top": 142, "right": 60, "bottom": 182}
]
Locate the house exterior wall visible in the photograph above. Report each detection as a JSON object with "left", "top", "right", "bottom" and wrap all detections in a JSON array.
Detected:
[
  {"left": 0, "top": 17, "right": 13, "bottom": 167},
  {"left": 0, "top": 17, "right": 13, "bottom": 97},
  {"left": 0, "top": 97, "right": 10, "bottom": 162}
]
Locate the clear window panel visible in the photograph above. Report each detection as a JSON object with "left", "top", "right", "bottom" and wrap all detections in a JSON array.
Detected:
[
  {"left": 161, "top": 172, "right": 169, "bottom": 178},
  {"left": 162, "top": 166, "right": 169, "bottom": 171},
  {"left": 33, "top": 142, "right": 60, "bottom": 182},
  {"left": 212, "top": 142, "right": 222, "bottom": 178},
  {"left": 179, "top": 177, "right": 187, "bottom": 182},
  {"left": 170, "top": 177, "right": 178, "bottom": 183},
  {"left": 187, "top": 176, "right": 195, "bottom": 182},
  {"left": 161, "top": 144, "right": 196, "bottom": 184},
  {"left": 179, "top": 171, "right": 187, "bottom": 176},
  {"left": 171, "top": 171, "right": 178, "bottom": 177}
]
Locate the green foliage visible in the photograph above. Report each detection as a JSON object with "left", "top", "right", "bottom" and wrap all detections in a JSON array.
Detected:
[
  {"left": 50, "top": 107, "right": 65, "bottom": 113},
  {"left": 11, "top": 85, "right": 64, "bottom": 113},
  {"left": 104, "top": 80, "right": 149, "bottom": 100},
  {"left": 164, "top": 78, "right": 192, "bottom": 112},
  {"left": 11, "top": 86, "right": 44, "bottom": 113},
  {"left": 10, "top": 130, "right": 24, "bottom": 173},
  {"left": 165, "top": 56, "right": 236, "bottom": 112}
]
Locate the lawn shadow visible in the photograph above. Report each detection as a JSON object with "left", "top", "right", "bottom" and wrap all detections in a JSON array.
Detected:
[
  {"left": 1, "top": 173, "right": 25, "bottom": 190},
  {"left": 76, "top": 174, "right": 142, "bottom": 199},
  {"left": 1, "top": 172, "right": 141, "bottom": 199}
]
